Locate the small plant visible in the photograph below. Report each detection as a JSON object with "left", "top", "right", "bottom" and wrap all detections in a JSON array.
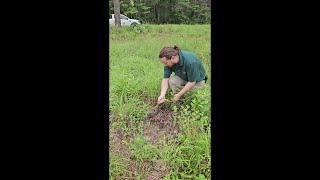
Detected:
[
  {"left": 128, "top": 135, "right": 161, "bottom": 178},
  {"left": 128, "top": 135, "right": 160, "bottom": 162}
]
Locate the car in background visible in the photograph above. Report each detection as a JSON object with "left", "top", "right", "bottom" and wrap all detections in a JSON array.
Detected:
[{"left": 109, "top": 14, "right": 141, "bottom": 26}]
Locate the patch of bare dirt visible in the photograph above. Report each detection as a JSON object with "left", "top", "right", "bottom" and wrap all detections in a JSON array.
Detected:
[
  {"left": 109, "top": 127, "right": 131, "bottom": 156},
  {"left": 124, "top": 161, "right": 138, "bottom": 179},
  {"left": 146, "top": 160, "right": 171, "bottom": 180},
  {"left": 109, "top": 126, "right": 137, "bottom": 179},
  {"left": 109, "top": 104, "right": 180, "bottom": 179},
  {"left": 144, "top": 104, "right": 180, "bottom": 143},
  {"left": 141, "top": 104, "right": 180, "bottom": 179}
]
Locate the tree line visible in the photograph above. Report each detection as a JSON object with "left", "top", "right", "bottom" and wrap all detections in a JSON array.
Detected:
[{"left": 109, "top": 0, "right": 211, "bottom": 24}]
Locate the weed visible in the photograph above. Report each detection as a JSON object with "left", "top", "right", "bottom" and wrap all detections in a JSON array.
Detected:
[
  {"left": 128, "top": 135, "right": 160, "bottom": 162},
  {"left": 109, "top": 152, "right": 130, "bottom": 179}
]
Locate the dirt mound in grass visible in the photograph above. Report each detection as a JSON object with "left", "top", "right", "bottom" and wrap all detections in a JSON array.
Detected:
[
  {"left": 109, "top": 104, "right": 180, "bottom": 179},
  {"left": 143, "top": 104, "right": 180, "bottom": 144},
  {"left": 141, "top": 104, "right": 179, "bottom": 179}
]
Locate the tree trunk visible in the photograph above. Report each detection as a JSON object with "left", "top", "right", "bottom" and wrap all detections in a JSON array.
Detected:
[
  {"left": 154, "top": 5, "right": 156, "bottom": 23},
  {"left": 157, "top": 7, "right": 160, "bottom": 24},
  {"left": 113, "top": 0, "right": 121, "bottom": 27}
]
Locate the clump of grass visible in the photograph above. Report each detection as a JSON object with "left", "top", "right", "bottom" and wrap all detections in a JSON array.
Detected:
[
  {"left": 128, "top": 135, "right": 161, "bottom": 178},
  {"left": 160, "top": 87, "right": 211, "bottom": 179},
  {"left": 109, "top": 55, "right": 163, "bottom": 121},
  {"left": 128, "top": 135, "right": 160, "bottom": 162},
  {"left": 109, "top": 151, "right": 131, "bottom": 179}
]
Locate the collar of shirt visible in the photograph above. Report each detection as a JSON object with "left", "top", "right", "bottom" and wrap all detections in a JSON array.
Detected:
[{"left": 178, "top": 50, "right": 184, "bottom": 67}]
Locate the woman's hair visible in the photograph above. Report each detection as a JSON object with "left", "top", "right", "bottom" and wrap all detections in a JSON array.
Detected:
[{"left": 159, "top": 45, "right": 181, "bottom": 59}]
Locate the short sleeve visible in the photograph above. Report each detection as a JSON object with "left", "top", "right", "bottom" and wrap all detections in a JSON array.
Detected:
[{"left": 164, "top": 66, "right": 172, "bottom": 78}]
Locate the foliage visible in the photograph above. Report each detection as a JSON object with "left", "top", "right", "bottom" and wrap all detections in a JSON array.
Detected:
[
  {"left": 163, "top": 87, "right": 211, "bottom": 178},
  {"left": 109, "top": 0, "right": 211, "bottom": 24},
  {"left": 128, "top": 135, "right": 160, "bottom": 162}
]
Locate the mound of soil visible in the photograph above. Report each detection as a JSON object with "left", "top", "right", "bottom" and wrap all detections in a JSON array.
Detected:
[
  {"left": 144, "top": 104, "right": 180, "bottom": 143},
  {"left": 109, "top": 104, "right": 179, "bottom": 179},
  {"left": 141, "top": 104, "right": 179, "bottom": 179}
]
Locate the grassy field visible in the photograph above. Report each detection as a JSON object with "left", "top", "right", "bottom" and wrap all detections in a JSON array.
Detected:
[{"left": 109, "top": 24, "right": 211, "bottom": 179}]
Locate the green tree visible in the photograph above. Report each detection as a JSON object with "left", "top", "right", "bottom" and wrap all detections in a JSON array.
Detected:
[{"left": 109, "top": 0, "right": 211, "bottom": 24}]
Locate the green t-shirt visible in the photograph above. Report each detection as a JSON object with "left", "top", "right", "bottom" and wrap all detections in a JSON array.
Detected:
[{"left": 163, "top": 50, "right": 206, "bottom": 82}]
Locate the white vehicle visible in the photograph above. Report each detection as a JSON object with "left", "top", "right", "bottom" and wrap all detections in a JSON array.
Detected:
[{"left": 109, "top": 14, "right": 141, "bottom": 26}]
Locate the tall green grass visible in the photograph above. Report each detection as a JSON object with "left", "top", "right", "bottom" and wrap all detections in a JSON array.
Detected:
[{"left": 109, "top": 24, "right": 211, "bottom": 179}]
